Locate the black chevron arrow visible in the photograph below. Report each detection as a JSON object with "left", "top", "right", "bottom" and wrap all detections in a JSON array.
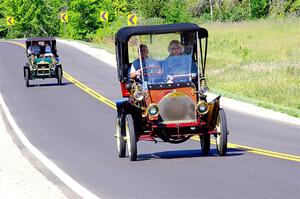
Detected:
[
  {"left": 101, "top": 12, "right": 107, "bottom": 21},
  {"left": 8, "top": 17, "right": 13, "bottom": 25},
  {"left": 129, "top": 15, "right": 136, "bottom": 25},
  {"left": 62, "top": 14, "right": 67, "bottom": 22}
]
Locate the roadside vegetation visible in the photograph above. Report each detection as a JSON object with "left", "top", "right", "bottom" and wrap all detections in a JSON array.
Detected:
[
  {"left": 206, "top": 18, "right": 300, "bottom": 117},
  {"left": 83, "top": 18, "right": 300, "bottom": 117},
  {"left": 0, "top": 0, "right": 299, "bottom": 117}
]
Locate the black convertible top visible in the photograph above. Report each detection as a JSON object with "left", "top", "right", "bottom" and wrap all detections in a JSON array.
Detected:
[
  {"left": 26, "top": 37, "right": 56, "bottom": 49},
  {"left": 115, "top": 23, "right": 208, "bottom": 44},
  {"left": 26, "top": 37, "right": 56, "bottom": 42}
]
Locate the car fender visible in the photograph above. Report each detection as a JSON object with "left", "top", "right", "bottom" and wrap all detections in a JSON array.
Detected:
[{"left": 206, "top": 95, "right": 221, "bottom": 130}]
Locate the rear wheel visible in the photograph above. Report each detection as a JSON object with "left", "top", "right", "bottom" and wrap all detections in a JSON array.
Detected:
[
  {"left": 24, "top": 68, "right": 30, "bottom": 87},
  {"left": 200, "top": 134, "right": 210, "bottom": 155},
  {"left": 216, "top": 108, "right": 228, "bottom": 156},
  {"left": 125, "top": 114, "right": 137, "bottom": 161},
  {"left": 116, "top": 116, "right": 126, "bottom": 158},
  {"left": 57, "top": 67, "right": 62, "bottom": 85}
]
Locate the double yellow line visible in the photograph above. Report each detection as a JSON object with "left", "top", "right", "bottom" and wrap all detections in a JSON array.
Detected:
[
  {"left": 191, "top": 137, "right": 300, "bottom": 162},
  {"left": 4, "top": 40, "right": 300, "bottom": 163},
  {"left": 63, "top": 73, "right": 116, "bottom": 109}
]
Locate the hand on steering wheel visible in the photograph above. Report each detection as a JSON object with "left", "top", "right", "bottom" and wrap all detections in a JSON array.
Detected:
[{"left": 142, "top": 65, "right": 162, "bottom": 76}]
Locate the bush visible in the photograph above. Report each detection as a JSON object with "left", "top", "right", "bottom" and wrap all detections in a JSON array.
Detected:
[
  {"left": 216, "top": 0, "right": 250, "bottom": 22},
  {"left": 64, "top": 0, "right": 100, "bottom": 40},
  {"left": 270, "top": 0, "right": 300, "bottom": 17},
  {"left": 140, "top": 17, "right": 166, "bottom": 26},
  {"left": 133, "top": 0, "right": 166, "bottom": 18},
  {"left": 161, "top": 0, "right": 191, "bottom": 23},
  {"left": 250, "top": 0, "right": 269, "bottom": 19},
  {"left": 93, "top": 14, "right": 127, "bottom": 41}
]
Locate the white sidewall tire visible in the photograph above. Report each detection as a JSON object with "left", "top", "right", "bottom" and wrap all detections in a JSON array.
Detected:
[{"left": 125, "top": 114, "right": 137, "bottom": 161}]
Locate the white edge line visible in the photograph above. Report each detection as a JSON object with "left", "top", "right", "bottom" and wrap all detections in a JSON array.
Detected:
[{"left": 0, "top": 93, "right": 101, "bottom": 199}]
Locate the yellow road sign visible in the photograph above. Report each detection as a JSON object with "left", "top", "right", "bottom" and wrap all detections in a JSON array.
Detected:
[
  {"left": 6, "top": 16, "right": 15, "bottom": 26},
  {"left": 100, "top": 11, "right": 108, "bottom": 22},
  {"left": 60, "top": 13, "right": 68, "bottom": 23},
  {"left": 127, "top": 14, "right": 138, "bottom": 26}
]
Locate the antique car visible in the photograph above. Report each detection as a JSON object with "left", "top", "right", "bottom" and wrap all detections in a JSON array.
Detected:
[
  {"left": 23, "top": 37, "right": 63, "bottom": 87},
  {"left": 115, "top": 23, "right": 228, "bottom": 161}
]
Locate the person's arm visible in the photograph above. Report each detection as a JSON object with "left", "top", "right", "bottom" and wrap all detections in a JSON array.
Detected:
[
  {"left": 27, "top": 46, "right": 32, "bottom": 54},
  {"left": 129, "top": 60, "right": 142, "bottom": 79},
  {"left": 130, "top": 66, "right": 141, "bottom": 79}
]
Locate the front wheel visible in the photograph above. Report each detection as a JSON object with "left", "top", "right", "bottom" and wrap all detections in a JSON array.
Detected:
[
  {"left": 215, "top": 108, "right": 228, "bottom": 156},
  {"left": 116, "top": 116, "right": 126, "bottom": 158},
  {"left": 24, "top": 68, "right": 30, "bottom": 87},
  {"left": 57, "top": 67, "right": 63, "bottom": 85},
  {"left": 200, "top": 134, "right": 210, "bottom": 155},
  {"left": 125, "top": 114, "right": 137, "bottom": 161}
]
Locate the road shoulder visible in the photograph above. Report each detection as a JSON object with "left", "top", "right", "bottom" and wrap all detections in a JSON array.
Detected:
[{"left": 0, "top": 105, "right": 74, "bottom": 199}]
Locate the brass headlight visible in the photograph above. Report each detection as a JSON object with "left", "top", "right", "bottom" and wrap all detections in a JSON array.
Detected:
[
  {"left": 49, "top": 64, "right": 55, "bottom": 69},
  {"left": 197, "top": 101, "right": 208, "bottom": 115},
  {"left": 133, "top": 90, "right": 143, "bottom": 101},
  {"left": 147, "top": 104, "right": 159, "bottom": 116},
  {"left": 32, "top": 65, "right": 37, "bottom": 70}
]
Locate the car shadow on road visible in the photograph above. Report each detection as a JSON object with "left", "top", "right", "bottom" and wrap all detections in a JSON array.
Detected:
[
  {"left": 27, "top": 82, "right": 73, "bottom": 87},
  {"left": 137, "top": 148, "right": 245, "bottom": 161}
]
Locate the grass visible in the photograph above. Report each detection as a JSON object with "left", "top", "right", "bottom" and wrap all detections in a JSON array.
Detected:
[
  {"left": 82, "top": 18, "right": 300, "bottom": 118},
  {"left": 205, "top": 18, "right": 300, "bottom": 117}
]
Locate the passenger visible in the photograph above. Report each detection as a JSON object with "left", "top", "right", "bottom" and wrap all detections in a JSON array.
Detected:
[
  {"left": 164, "top": 40, "right": 197, "bottom": 83},
  {"left": 44, "top": 42, "right": 54, "bottom": 57},
  {"left": 129, "top": 44, "right": 149, "bottom": 80},
  {"left": 27, "top": 41, "right": 41, "bottom": 55},
  {"left": 164, "top": 40, "right": 184, "bottom": 83},
  {"left": 45, "top": 42, "right": 52, "bottom": 53},
  {"left": 168, "top": 40, "right": 184, "bottom": 57}
]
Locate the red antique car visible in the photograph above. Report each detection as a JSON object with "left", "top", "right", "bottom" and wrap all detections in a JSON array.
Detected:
[{"left": 115, "top": 23, "right": 228, "bottom": 161}]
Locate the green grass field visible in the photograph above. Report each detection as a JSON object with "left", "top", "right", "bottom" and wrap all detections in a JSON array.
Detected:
[
  {"left": 85, "top": 18, "right": 300, "bottom": 117},
  {"left": 205, "top": 18, "right": 300, "bottom": 117}
]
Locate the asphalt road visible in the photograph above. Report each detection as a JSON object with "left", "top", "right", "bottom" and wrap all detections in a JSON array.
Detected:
[{"left": 0, "top": 41, "right": 299, "bottom": 199}]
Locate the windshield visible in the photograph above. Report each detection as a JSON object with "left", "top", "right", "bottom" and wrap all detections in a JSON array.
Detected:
[
  {"left": 143, "top": 54, "right": 196, "bottom": 84},
  {"left": 128, "top": 32, "right": 198, "bottom": 86}
]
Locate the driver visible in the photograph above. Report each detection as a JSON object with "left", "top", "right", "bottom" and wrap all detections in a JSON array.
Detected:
[
  {"left": 129, "top": 44, "right": 149, "bottom": 80},
  {"left": 27, "top": 41, "right": 41, "bottom": 55},
  {"left": 27, "top": 41, "right": 41, "bottom": 54}
]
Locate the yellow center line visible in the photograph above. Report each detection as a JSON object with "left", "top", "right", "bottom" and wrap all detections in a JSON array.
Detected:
[
  {"left": 4, "top": 40, "right": 300, "bottom": 163},
  {"left": 191, "top": 137, "right": 300, "bottom": 162}
]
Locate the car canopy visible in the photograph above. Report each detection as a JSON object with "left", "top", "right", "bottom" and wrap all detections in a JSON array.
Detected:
[
  {"left": 115, "top": 23, "right": 208, "bottom": 82},
  {"left": 25, "top": 37, "right": 57, "bottom": 56}
]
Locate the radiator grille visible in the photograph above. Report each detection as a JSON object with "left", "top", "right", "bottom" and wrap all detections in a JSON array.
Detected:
[{"left": 158, "top": 92, "right": 196, "bottom": 124}]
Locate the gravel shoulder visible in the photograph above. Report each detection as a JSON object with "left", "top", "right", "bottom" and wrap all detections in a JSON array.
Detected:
[{"left": 0, "top": 108, "right": 70, "bottom": 199}]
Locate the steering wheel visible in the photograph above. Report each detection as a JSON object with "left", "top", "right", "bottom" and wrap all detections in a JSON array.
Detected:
[{"left": 142, "top": 65, "right": 162, "bottom": 76}]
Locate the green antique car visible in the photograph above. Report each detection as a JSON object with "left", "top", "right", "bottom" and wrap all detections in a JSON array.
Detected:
[{"left": 23, "top": 37, "right": 63, "bottom": 87}]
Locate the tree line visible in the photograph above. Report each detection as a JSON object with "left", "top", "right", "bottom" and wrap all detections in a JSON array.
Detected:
[{"left": 0, "top": 0, "right": 299, "bottom": 40}]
